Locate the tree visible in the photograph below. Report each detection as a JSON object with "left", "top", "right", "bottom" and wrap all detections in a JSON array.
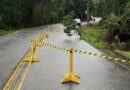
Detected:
[
  {"left": 101, "top": 13, "right": 121, "bottom": 37},
  {"left": 62, "top": 11, "right": 76, "bottom": 35},
  {"left": 94, "top": 0, "right": 129, "bottom": 17},
  {"left": 63, "top": 0, "right": 94, "bottom": 20},
  {"left": 121, "top": 0, "right": 130, "bottom": 32}
]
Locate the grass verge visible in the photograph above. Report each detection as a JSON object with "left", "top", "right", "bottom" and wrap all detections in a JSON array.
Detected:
[
  {"left": 79, "top": 25, "right": 130, "bottom": 61},
  {"left": 0, "top": 29, "right": 19, "bottom": 36},
  {"left": 120, "top": 50, "right": 130, "bottom": 57},
  {"left": 80, "top": 25, "right": 106, "bottom": 50}
]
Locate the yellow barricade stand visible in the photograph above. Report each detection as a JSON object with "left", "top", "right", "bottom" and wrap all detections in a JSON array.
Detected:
[
  {"left": 61, "top": 48, "right": 80, "bottom": 84},
  {"left": 24, "top": 39, "right": 39, "bottom": 62}
]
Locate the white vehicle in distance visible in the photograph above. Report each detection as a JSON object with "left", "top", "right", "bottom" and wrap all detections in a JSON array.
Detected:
[{"left": 74, "top": 18, "right": 81, "bottom": 26}]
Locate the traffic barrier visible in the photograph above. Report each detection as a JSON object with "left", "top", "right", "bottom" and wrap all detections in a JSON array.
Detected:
[
  {"left": 41, "top": 42, "right": 130, "bottom": 65},
  {"left": 40, "top": 41, "right": 130, "bottom": 84},
  {"left": 41, "top": 42, "right": 69, "bottom": 52},
  {"left": 3, "top": 28, "right": 52, "bottom": 90},
  {"left": 36, "top": 32, "right": 49, "bottom": 47},
  {"left": 28, "top": 31, "right": 130, "bottom": 84},
  {"left": 61, "top": 48, "right": 80, "bottom": 83},
  {"left": 36, "top": 32, "right": 42, "bottom": 47},
  {"left": 14, "top": 38, "right": 42, "bottom": 90},
  {"left": 4, "top": 28, "right": 130, "bottom": 90},
  {"left": 73, "top": 49, "right": 130, "bottom": 64},
  {"left": 13, "top": 33, "right": 49, "bottom": 89},
  {"left": 43, "top": 31, "right": 49, "bottom": 39},
  {"left": 24, "top": 39, "right": 40, "bottom": 62},
  {"left": 41, "top": 42, "right": 80, "bottom": 83}
]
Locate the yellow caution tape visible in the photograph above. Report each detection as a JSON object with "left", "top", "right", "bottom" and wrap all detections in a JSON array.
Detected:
[
  {"left": 73, "top": 49, "right": 130, "bottom": 64},
  {"left": 41, "top": 42, "right": 69, "bottom": 52},
  {"left": 41, "top": 41, "right": 130, "bottom": 65}
]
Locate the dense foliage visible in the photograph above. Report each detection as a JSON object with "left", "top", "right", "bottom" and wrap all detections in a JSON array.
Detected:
[
  {"left": 62, "top": 11, "right": 76, "bottom": 34},
  {"left": 95, "top": 0, "right": 130, "bottom": 51},
  {"left": 0, "top": 0, "right": 94, "bottom": 29},
  {"left": 0, "top": 0, "right": 129, "bottom": 31},
  {"left": 98, "top": 0, "right": 130, "bottom": 37},
  {"left": 0, "top": 0, "right": 64, "bottom": 29}
]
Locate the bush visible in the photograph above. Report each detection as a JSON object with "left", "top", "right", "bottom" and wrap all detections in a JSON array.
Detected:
[
  {"left": 104, "top": 13, "right": 120, "bottom": 30},
  {"left": 62, "top": 11, "right": 76, "bottom": 35},
  {"left": 100, "top": 13, "right": 121, "bottom": 37}
]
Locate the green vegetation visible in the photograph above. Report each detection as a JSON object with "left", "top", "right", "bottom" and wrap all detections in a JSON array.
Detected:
[
  {"left": 99, "top": 0, "right": 130, "bottom": 35},
  {"left": 80, "top": 25, "right": 130, "bottom": 58},
  {"left": 0, "top": 0, "right": 94, "bottom": 30},
  {"left": 80, "top": 26, "right": 106, "bottom": 50},
  {"left": 62, "top": 11, "right": 76, "bottom": 35},
  {"left": 93, "top": 1, "right": 130, "bottom": 51},
  {"left": 94, "top": 0, "right": 129, "bottom": 17},
  {"left": 0, "top": 0, "right": 129, "bottom": 44},
  {"left": 120, "top": 51, "right": 130, "bottom": 57},
  {"left": 100, "top": 13, "right": 120, "bottom": 34},
  {"left": 0, "top": 0, "right": 129, "bottom": 29},
  {"left": 0, "top": 0, "right": 95, "bottom": 36},
  {"left": 0, "top": 29, "right": 19, "bottom": 36}
]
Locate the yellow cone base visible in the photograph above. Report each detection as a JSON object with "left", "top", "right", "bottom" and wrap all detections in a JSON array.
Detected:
[
  {"left": 61, "top": 73, "right": 80, "bottom": 84},
  {"left": 24, "top": 55, "right": 40, "bottom": 62}
]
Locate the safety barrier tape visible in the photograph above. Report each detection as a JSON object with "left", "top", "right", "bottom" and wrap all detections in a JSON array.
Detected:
[
  {"left": 4, "top": 26, "right": 130, "bottom": 89},
  {"left": 73, "top": 49, "right": 130, "bottom": 64},
  {"left": 41, "top": 41, "right": 130, "bottom": 64},
  {"left": 41, "top": 42, "right": 69, "bottom": 52}
]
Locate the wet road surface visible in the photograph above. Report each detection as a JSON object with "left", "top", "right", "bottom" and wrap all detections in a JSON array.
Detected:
[
  {"left": 0, "top": 24, "right": 130, "bottom": 90},
  {"left": 0, "top": 25, "right": 54, "bottom": 89},
  {"left": 23, "top": 24, "right": 130, "bottom": 90}
]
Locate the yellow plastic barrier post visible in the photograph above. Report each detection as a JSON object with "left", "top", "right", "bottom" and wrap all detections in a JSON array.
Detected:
[
  {"left": 36, "top": 32, "right": 42, "bottom": 47},
  {"left": 24, "top": 39, "right": 40, "bottom": 62},
  {"left": 61, "top": 48, "right": 80, "bottom": 84},
  {"left": 42, "top": 31, "right": 49, "bottom": 39},
  {"left": 44, "top": 34, "right": 49, "bottom": 39}
]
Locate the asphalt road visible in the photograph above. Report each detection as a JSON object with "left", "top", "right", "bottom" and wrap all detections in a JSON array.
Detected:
[
  {"left": 1, "top": 24, "right": 130, "bottom": 90},
  {"left": 0, "top": 25, "right": 54, "bottom": 89}
]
